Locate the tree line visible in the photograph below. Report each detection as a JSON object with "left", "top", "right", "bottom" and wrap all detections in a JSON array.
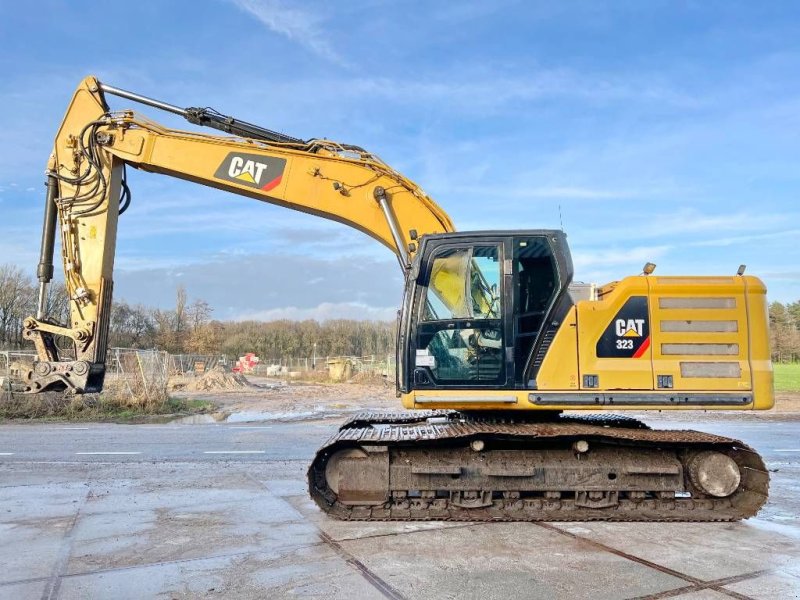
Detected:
[
  {"left": 769, "top": 301, "right": 800, "bottom": 363},
  {"left": 0, "top": 264, "right": 395, "bottom": 359},
  {"left": 2, "top": 264, "right": 798, "bottom": 362},
  {"left": 109, "top": 290, "right": 396, "bottom": 359}
]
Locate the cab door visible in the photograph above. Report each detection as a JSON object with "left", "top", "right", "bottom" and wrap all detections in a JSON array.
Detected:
[{"left": 410, "top": 241, "right": 508, "bottom": 390}]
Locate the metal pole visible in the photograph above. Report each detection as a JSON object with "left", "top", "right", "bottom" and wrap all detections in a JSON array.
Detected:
[
  {"left": 98, "top": 81, "right": 305, "bottom": 145},
  {"left": 373, "top": 187, "right": 410, "bottom": 270},
  {"left": 98, "top": 82, "right": 188, "bottom": 117},
  {"left": 36, "top": 176, "right": 59, "bottom": 319},
  {"left": 2, "top": 351, "right": 8, "bottom": 403}
]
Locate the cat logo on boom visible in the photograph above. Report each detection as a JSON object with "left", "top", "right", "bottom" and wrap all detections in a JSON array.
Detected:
[
  {"left": 228, "top": 157, "right": 268, "bottom": 184},
  {"left": 213, "top": 152, "right": 287, "bottom": 192}
]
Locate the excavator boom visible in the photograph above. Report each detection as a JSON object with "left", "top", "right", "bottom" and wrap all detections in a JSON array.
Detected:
[{"left": 23, "top": 76, "right": 453, "bottom": 393}]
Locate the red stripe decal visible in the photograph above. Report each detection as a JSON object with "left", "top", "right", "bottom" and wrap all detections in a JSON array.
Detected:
[
  {"left": 261, "top": 174, "right": 282, "bottom": 192},
  {"left": 632, "top": 336, "right": 650, "bottom": 358}
]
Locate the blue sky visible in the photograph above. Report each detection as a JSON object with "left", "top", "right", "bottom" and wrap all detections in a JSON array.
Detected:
[{"left": 1, "top": 1, "right": 799, "bottom": 320}]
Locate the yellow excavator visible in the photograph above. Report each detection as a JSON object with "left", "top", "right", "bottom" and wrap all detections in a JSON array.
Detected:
[{"left": 22, "top": 76, "right": 772, "bottom": 521}]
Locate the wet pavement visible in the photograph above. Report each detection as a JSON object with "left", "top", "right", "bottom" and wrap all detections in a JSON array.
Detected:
[{"left": 0, "top": 415, "right": 799, "bottom": 599}]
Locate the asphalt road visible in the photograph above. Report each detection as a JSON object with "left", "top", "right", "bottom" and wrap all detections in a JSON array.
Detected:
[{"left": 1, "top": 415, "right": 799, "bottom": 599}]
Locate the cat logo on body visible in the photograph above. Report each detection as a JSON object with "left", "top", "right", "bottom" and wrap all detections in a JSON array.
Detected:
[
  {"left": 597, "top": 296, "right": 651, "bottom": 358},
  {"left": 213, "top": 152, "right": 287, "bottom": 192},
  {"left": 615, "top": 318, "right": 645, "bottom": 338}
]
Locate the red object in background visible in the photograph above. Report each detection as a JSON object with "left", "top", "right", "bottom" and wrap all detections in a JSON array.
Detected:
[{"left": 234, "top": 352, "right": 260, "bottom": 374}]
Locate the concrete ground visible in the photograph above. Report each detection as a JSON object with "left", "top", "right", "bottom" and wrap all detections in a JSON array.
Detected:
[{"left": 0, "top": 416, "right": 799, "bottom": 600}]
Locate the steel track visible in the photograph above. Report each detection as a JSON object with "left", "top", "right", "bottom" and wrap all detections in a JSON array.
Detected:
[{"left": 308, "top": 412, "right": 769, "bottom": 522}]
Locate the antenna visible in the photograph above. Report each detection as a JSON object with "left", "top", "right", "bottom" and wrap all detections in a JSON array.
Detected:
[{"left": 558, "top": 204, "right": 565, "bottom": 231}]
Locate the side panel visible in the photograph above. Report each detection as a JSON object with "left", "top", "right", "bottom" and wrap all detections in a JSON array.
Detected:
[
  {"left": 535, "top": 306, "right": 579, "bottom": 390},
  {"left": 649, "top": 277, "right": 751, "bottom": 392},
  {"left": 745, "top": 277, "right": 774, "bottom": 409},
  {"left": 577, "top": 278, "right": 654, "bottom": 390}
]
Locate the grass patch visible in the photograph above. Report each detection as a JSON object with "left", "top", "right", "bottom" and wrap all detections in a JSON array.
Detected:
[
  {"left": 774, "top": 362, "right": 800, "bottom": 392},
  {"left": 0, "top": 391, "right": 216, "bottom": 422}
]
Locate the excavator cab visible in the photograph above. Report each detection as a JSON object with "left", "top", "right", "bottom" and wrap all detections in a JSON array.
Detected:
[{"left": 399, "top": 230, "right": 574, "bottom": 393}]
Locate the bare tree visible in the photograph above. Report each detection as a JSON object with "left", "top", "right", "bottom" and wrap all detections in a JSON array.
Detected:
[
  {"left": 109, "top": 301, "right": 157, "bottom": 349},
  {"left": 188, "top": 299, "right": 212, "bottom": 331},
  {"left": 174, "top": 285, "right": 188, "bottom": 339},
  {"left": 45, "top": 282, "right": 70, "bottom": 324},
  {"left": 0, "top": 264, "right": 35, "bottom": 349},
  {"left": 152, "top": 286, "right": 189, "bottom": 353}
]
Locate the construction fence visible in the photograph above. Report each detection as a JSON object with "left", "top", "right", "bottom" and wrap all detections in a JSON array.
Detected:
[
  {"left": 1, "top": 349, "right": 394, "bottom": 403},
  {"left": 0, "top": 350, "right": 36, "bottom": 402},
  {"left": 102, "top": 349, "right": 230, "bottom": 404},
  {"left": 251, "top": 354, "right": 396, "bottom": 380},
  {"left": 105, "top": 348, "right": 171, "bottom": 404},
  {"left": 168, "top": 353, "right": 228, "bottom": 376},
  {"left": 1, "top": 348, "right": 227, "bottom": 405}
]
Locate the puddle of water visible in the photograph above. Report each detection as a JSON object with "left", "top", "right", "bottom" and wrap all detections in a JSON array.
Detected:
[
  {"left": 172, "top": 405, "right": 361, "bottom": 424},
  {"left": 225, "top": 405, "right": 360, "bottom": 423},
  {"left": 747, "top": 516, "right": 800, "bottom": 541},
  {"left": 172, "top": 414, "right": 225, "bottom": 424},
  {"left": 225, "top": 410, "right": 318, "bottom": 423}
]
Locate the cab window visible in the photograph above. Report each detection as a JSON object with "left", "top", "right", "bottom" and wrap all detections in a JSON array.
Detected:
[
  {"left": 423, "top": 246, "right": 501, "bottom": 321},
  {"left": 416, "top": 245, "right": 504, "bottom": 385}
]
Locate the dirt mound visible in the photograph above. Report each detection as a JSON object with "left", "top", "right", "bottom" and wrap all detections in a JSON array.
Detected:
[{"left": 185, "top": 366, "right": 253, "bottom": 392}]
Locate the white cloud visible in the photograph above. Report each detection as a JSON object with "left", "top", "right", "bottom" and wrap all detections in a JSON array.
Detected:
[
  {"left": 453, "top": 184, "right": 638, "bottom": 201},
  {"left": 570, "top": 210, "right": 793, "bottom": 244},
  {"left": 227, "top": 0, "right": 346, "bottom": 66},
  {"left": 761, "top": 271, "right": 800, "bottom": 282},
  {"left": 260, "top": 71, "right": 704, "bottom": 114},
  {"left": 516, "top": 186, "right": 632, "bottom": 200},
  {"left": 687, "top": 227, "right": 800, "bottom": 248},
  {"left": 236, "top": 302, "right": 396, "bottom": 322},
  {"left": 571, "top": 245, "right": 671, "bottom": 270},
  {"left": 113, "top": 252, "right": 401, "bottom": 317}
]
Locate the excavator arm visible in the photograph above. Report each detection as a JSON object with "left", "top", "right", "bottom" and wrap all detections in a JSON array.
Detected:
[{"left": 22, "top": 76, "right": 454, "bottom": 392}]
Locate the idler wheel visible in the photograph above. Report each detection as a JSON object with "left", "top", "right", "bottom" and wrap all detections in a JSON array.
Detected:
[
  {"left": 688, "top": 451, "right": 741, "bottom": 497},
  {"left": 325, "top": 448, "right": 368, "bottom": 495}
]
